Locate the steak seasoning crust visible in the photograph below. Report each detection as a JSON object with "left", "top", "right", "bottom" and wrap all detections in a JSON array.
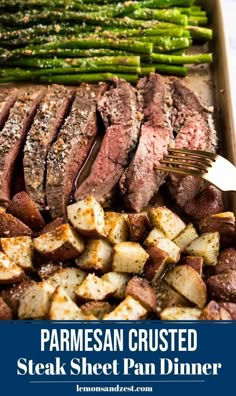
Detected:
[
  {"left": 0, "top": 88, "right": 18, "bottom": 131},
  {"left": 169, "top": 79, "right": 218, "bottom": 209},
  {"left": 120, "top": 73, "right": 173, "bottom": 212},
  {"left": 0, "top": 87, "right": 45, "bottom": 207},
  {"left": 75, "top": 78, "right": 141, "bottom": 205},
  {"left": 24, "top": 85, "right": 75, "bottom": 210},
  {"left": 46, "top": 83, "right": 107, "bottom": 219}
]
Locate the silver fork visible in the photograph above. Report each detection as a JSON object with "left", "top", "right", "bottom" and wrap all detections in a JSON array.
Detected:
[{"left": 156, "top": 148, "right": 236, "bottom": 192}]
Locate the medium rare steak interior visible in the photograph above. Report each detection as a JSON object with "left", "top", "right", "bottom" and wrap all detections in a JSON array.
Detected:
[
  {"left": 74, "top": 78, "right": 141, "bottom": 206},
  {"left": 120, "top": 73, "right": 173, "bottom": 212},
  {"left": 0, "top": 75, "right": 221, "bottom": 219},
  {"left": 46, "top": 83, "right": 107, "bottom": 219}
]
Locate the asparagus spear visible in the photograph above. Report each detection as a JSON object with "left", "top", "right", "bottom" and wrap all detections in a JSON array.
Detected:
[
  {"left": 139, "top": 0, "right": 194, "bottom": 8},
  {"left": 187, "top": 25, "right": 213, "bottom": 40},
  {"left": 135, "top": 36, "right": 190, "bottom": 51},
  {"left": 0, "top": 65, "right": 140, "bottom": 79},
  {"left": 39, "top": 73, "right": 139, "bottom": 84},
  {"left": 142, "top": 63, "right": 187, "bottom": 76},
  {"left": 42, "top": 38, "right": 153, "bottom": 54},
  {"left": 131, "top": 8, "right": 188, "bottom": 25},
  {"left": 5, "top": 56, "right": 141, "bottom": 69},
  {"left": 151, "top": 52, "right": 212, "bottom": 64}
]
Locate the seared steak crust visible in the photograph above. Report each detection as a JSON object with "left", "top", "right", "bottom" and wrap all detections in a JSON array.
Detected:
[
  {"left": 75, "top": 78, "right": 141, "bottom": 204},
  {"left": 0, "top": 87, "right": 45, "bottom": 207},
  {"left": 120, "top": 73, "right": 173, "bottom": 212},
  {"left": 0, "top": 88, "right": 18, "bottom": 130},
  {"left": 46, "top": 83, "right": 106, "bottom": 219},
  {"left": 169, "top": 79, "right": 218, "bottom": 209},
  {"left": 24, "top": 85, "right": 75, "bottom": 210}
]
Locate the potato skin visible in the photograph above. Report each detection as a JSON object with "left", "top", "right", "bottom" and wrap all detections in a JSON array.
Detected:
[
  {"left": 0, "top": 213, "right": 33, "bottom": 237},
  {"left": 8, "top": 192, "right": 45, "bottom": 231},
  {"left": 207, "top": 269, "right": 236, "bottom": 302},
  {"left": 198, "top": 213, "right": 235, "bottom": 247},
  {"left": 0, "top": 296, "right": 13, "bottom": 320},
  {"left": 180, "top": 256, "right": 203, "bottom": 276},
  {"left": 144, "top": 246, "right": 169, "bottom": 282},
  {"left": 214, "top": 248, "right": 236, "bottom": 275},
  {"left": 125, "top": 276, "right": 157, "bottom": 312},
  {"left": 199, "top": 300, "right": 232, "bottom": 320},
  {"left": 127, "top": 213, "right": 151, "bottom": 242},
  {"left": 39, "top": 218, "right": 65, "bottom": 235},
  {"left": 1, "top": 277, "right": 35, "bottom": 315},
  {"left": 218, "top": 302, "right": 236, "bottom": 320}
]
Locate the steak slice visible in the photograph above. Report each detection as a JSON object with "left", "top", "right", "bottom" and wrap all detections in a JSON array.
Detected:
[
  {"left": 119, "top": 73, "right": 173, "bottom": 212},
  {"left": 74, "top": 78, "right": 141, "bottom": 204},
  {"left": 46, "top": 83, "right": 107, "bottom": 219},
  {"left": 0, "top": 88, "right": 18, "bottom": 130},
  {"left": 0, "top": 87, "right": 45, "bottom": 207},
  {"left": 23, "top": 85, "right": 75, "bottom": 210},
  {"left": 169, "top": 79, "right": 218, "bottom": 208}
]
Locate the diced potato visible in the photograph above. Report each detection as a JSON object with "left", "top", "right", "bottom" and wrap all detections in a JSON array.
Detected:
[
  {"left": 180, "top": 256, "right": 203, "bottom": 276},
  {"left": 149, "top": 206, "right": 185, "bottom": 240},
  {"left": 33, "top": 223, "right": 84, "bottom": 261},
  {"left": 185, "top": 232, "right": 220, "bottom": 266},
  {"left": 0, "top": 212, "right": 33, "bottom": 237},
  {"left": 112, "top": 242, "right": 149, "bottom": 274},
  {"left": 18, "top": 281, "right": 55, "bottom": 319},
  {"left": 49, "top": 286, "right": 96, "bottom": 320},
  {"left": 1, "top": 277, "right": 35, "bottom": 315},
  {"left": 75, "top": 239, "right": 112, "bottom": 273},
  {"left": 103, "top": 295, "right": 147, "bottom": 320},
  {"left": 1, "top": 236, "right": 34, "bottom": 270},
  {"left": 144, "top": 246, "right": 169, "bottom": 282},
  {"left": 102, "top": 272, "right": 131, "bottom": 299},
  {"left": 206, "top": 269, "right": 236, "bottom": 302},
  {"left": 67, "top": 196, "right": 105, "bottom": 237},
  {"left": 125, "top": 276, "right": 157, "bottom": 312},
  {"left": 160, "top": 306, "right": 201, "bottom": 320},
  {"left": 0, "top": 297, "right": 13, "bottom": 320},
  {"left": 75, "top": 273, "right": 117, "bottom": 302},
  {"left": 199, "top": 300, "right": 232, "bottom": 320},
  {"left": 0, "top": 252, "right": 24, "bottom": 284},
  {"left": 165, "top": 265, "right": 207, "bottom": 308},
  {"left": 127, "top": 213, "right": 151, "bottom": 242},
  {"left": 39, "top": 218, "right": 65, "bottom": 235},
  {"left": 155, "top": 280, "right": 191, "bottom": 312},
  {"left": 218, "top": 302, "right": 236, "bottom": 320},
  {"left": 80, "top": 301, "right": 113, "bottom": 319},
  {"left": 198, "top": 212, "right": 235, "bottom": 247},
  {"left": 46, "top": 267, "right": 86, "bottom": 301},
  {"left": 104, "top": 212, "right": 128, "bottom": 244},
  {"left": 145, "top": 228, "right": 180, "bottom": 264},
  {"left": 8, "top": 191, "right": 45, "bottom": 231},
  {"left": 173, "top": 223, "right": 198, "bottom": 250}
]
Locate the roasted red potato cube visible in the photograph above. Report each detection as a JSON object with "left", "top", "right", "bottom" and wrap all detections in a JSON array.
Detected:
[
  {"left": 0, "top": 212, "right": 33, "bottom": 237},
  {"left": 8, "top": 192, "right": 45, "bottom": 231},
  {"left": 125, "top": 276, "right": 157, "bottom": 312}
]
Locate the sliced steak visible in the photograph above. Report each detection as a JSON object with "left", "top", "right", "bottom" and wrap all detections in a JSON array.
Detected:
[
  {"left": 0, "top": 87, "right": 45, "bottom": 207},
  {"left": 46, "top": 83, "right": 106, "bottom": 219},
  {"left": 119, "top": 73, "right": 173, "bottom": 212},
  {"left": 169, "top": 79, "right": 218, "bottom": 208},
  {"left": 24, "top": 85, "right": 75, "bottom": 210},
  {"left": 75, "top": 78, "right": 141, "bottom": 204},
  {"left": 0, "top": 88, "right": 18, "bottom": 130}
]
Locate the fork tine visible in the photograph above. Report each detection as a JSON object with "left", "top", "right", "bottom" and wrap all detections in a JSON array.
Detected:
[
  {"left": 164, "top": 153, "right": 212, "bottom": 166},
  {"left": 160, "top": 158, "right": 209, "bottom": 171},
  {"left": 168, "top": 147, "right": 216, "bottom": 160},
  {"left": 155, "top": 165, "right": 205, "bottom": 176}
]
